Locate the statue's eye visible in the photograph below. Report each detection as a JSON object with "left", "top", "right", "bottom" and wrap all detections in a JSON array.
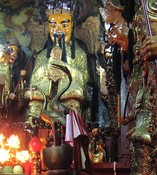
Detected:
[
  {"left": 9, "top": 48, "right": 14, "bottom": 53},
  {"left": 8, "top": 47, "right": 18, "bottom": 55},
  {"left": 49, "top": 21, "right": 56, "bottom": 28},
  {"left": 51, "top": 23, "right": 56, "bottom": 28},
  {"left": 62, "top": 23, "right": 68, "bottom": 28}
]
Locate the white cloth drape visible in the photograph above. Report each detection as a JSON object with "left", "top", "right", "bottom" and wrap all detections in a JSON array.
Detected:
[{"left": 65, "top": 110, "right": 88, "bottom": 146}]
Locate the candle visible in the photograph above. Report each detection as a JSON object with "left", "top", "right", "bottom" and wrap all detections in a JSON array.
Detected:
[
  {"left": 113, "top": 161, "right": 116, "bottom": 175},
  {"left": 24, "top": 162, "right": 31, "bottom": 175}
]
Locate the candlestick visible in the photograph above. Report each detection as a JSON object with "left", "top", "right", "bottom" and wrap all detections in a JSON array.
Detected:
[
  {"left": 113, "top": 161, "right": 117, "bottom": 175},
  {"left": 24, "top": 161, "right": 31, "bottom": 175}
]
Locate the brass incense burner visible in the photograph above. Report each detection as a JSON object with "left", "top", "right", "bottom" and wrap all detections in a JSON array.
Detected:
[{"left": 41, "top": 144, "right": 73, "bottom": 170}]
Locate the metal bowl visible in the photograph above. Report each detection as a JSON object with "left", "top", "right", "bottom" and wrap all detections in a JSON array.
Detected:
[{"left": 41, "top": 144, "right": 73, "bottom": 170}]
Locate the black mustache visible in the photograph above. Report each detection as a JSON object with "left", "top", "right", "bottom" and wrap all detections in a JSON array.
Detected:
[{"left": 53, "top": 32, "right": 65, "bottom": 37}]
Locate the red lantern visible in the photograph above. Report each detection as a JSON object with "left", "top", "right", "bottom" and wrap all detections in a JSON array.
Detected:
[{"left": 29, "top": 137, "right": 42, "bottom": 152}]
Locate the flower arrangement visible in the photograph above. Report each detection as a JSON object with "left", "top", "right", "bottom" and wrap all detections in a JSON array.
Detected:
[{"left": 0, "top": 133, "right": 30, "bottom": 174}]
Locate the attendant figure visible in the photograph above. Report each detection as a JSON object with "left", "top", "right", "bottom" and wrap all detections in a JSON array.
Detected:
[
  {"left": 101, "top": 0, "right": 157, "bottom": 174},
  {"left": 0, "top": 38, "right": 28, "bottom": 124}
]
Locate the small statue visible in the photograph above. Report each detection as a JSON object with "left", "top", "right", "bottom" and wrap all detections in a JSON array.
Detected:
[{"left": 88, "top": 128, "right": 106, "bottom": 163}]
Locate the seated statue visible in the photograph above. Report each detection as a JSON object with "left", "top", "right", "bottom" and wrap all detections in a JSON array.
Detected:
[
  {"left": 25, "top": 1, "right": 89, "bottom": 129},
  {"left": 25, "top": 2, "right": 91, "bottom": 170}
]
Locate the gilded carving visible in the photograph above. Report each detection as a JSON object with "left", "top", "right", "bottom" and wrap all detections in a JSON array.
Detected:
[{"left": 74, "top": 16, "right": 101, "bottom": 54}]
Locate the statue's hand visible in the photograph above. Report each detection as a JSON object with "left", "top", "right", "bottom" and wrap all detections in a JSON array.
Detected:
[
  {"left": 140, "top": 36, "right": 157, "bottom": 61},
  {"left": 20, "top": 70, "right": 26, "bottom": 77},
  {"left": 8, "top": 93, "right": 16, "bottom": 100}
]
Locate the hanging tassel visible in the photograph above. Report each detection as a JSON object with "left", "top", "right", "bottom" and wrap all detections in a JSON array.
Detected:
[
  {"left": 71, "top": 30, "right": 75, "bottom": 59},
  {"left": 46, "top": 33, "right": 53, "bottom": 59},
  {"left": 127, "top": 28, "right": 135, "bottom": 73},
  {"left": 112, "top": 43, "right": 122, "bottom": 94},
  {"left": 61, "top": 35, "right": 67, "bottom": 62},
  {"left": 123, "top": 0, "right": 135, "bottom": 24},
  {"left": 53, "top": 34, "right": 57, "bottom": 47}
]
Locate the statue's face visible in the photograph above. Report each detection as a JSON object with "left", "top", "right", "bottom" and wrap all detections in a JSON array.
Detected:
[
  {"left": 0, "top": 44, "right": 19, "bottom": 65},
  {"left": 48, "top": 13, "right": 73, "bottom": 43},
  {"left": 106, "top": 21, "right": 129, "bottom": 53},
  {"left": 100, "top": 6, "right": 129, "bottom": 53},
  {"left": 8, "top": 45, "right": 19, "bottom": 64}
]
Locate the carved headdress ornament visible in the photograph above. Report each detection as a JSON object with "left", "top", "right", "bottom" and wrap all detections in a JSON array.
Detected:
[
  {"left": 0, "top": 45, "right": 9, "bottom": 54},
  {"left": 99, "top": 0, "right": 124, "bottom": 22},
  {"left": 101, "top": 0, "right": 124, "bottom": 9},
  {"left": 44, "top": 0, "right": 93, "bottom": 24},
  {"left": 45, "top": 0, "right": 76, "bottom": 16}
]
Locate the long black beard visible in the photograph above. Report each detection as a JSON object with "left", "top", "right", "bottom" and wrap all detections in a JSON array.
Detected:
[
  {"left": 127, "top": 28, "right": 135, "bottom": 73},
  {"left": 123, "top": 0, "right": 135, "bottom": 24},
  {"left": 112, "top": 43, "right": 122, "bottom": 94},
  {"left": 53, "top": 33, "right": 67, "bottom": 62},
  {"left": 46, "top": 32, "right": 75, "bottom": 62},
  {"left": 46, "top": 33, "right": 66, "bottom": 62}
]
